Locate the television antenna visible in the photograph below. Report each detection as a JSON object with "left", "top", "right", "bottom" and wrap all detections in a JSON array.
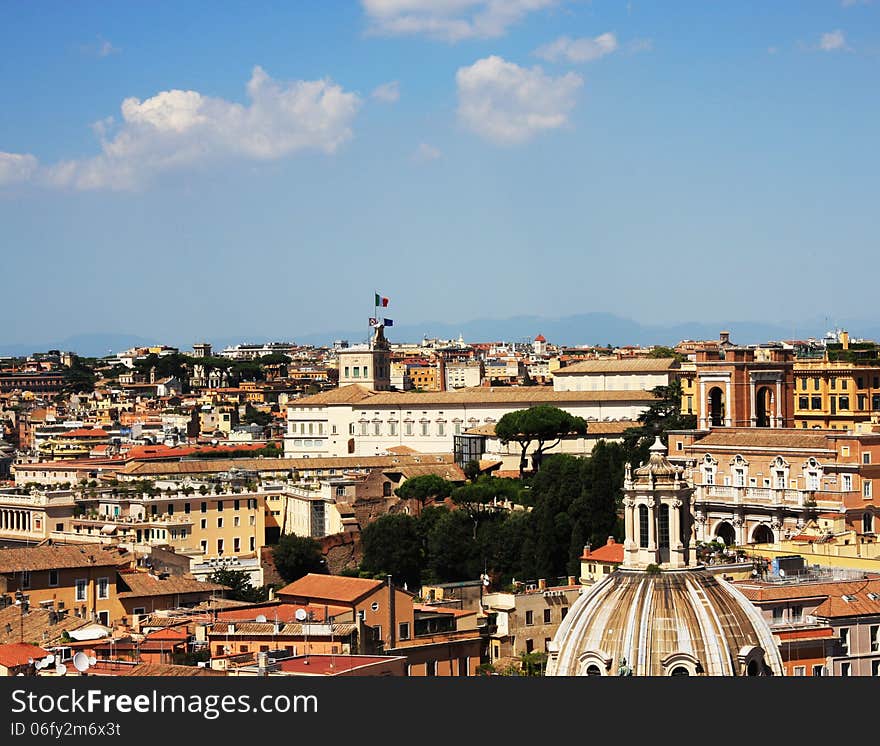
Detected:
[{"left": 295, "top": 608, "right": 309, "bottom": 664}]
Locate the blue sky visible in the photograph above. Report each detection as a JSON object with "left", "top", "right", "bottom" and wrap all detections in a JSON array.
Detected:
[{"left": 1, "top": 1, "right": 878, "bottom": 348}]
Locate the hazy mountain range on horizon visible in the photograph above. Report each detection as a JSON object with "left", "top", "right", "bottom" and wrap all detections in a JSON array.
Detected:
[{"left": 1, "top": 312, "right": 874, "bottom": 359}]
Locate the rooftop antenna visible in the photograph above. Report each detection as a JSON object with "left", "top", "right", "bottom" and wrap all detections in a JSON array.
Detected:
[{"left": 295, "top": 608, "right": 308, "bottom": 664}]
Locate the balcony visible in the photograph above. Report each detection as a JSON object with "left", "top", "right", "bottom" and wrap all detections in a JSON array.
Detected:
[{"left": 698, "top": 485, "right": 842, "bottom": 510}]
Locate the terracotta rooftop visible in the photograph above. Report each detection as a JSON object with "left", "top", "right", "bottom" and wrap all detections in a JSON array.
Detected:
[
  {"left": 60, "top": 429, "right": 108, "bottom": 438},
  {"left": 121, "top": 453, "right": 454, "bottom": 477},
  {"left": 466, "top": 420, "right": 635, "bottom": 438},
  {"left": 0, "top": 544, "right": 129, "bottom": 573},
  {"left": 216, "top": 603, "right": 350, "bottom": 623},
  {"left": 358, "top": 388, "right": 656, "bottom": 407},
  {"left": 0, "top": 642, "right": 49, "bottom": 668},
  {"left": 0, "top": 606, "right": 91, "bottom": 646},
  {"left": 277, "top": 654, "right": 405, "bottom": 676},
  {"left": 277, "top": 574, "right": 385, "bottom": 604},
  {"left": 683, "top": 429, "right": 837, "bottom": 452},
  {"left": 290, "top": 385, "right": 375, "bottom": 406},
  {"left": 734, "top": 577, "right": 880, "bottom": 605},
  {"left": 553, "top": 358, "right": 679, "bottom": 375},
  {"left": 117, "top": 572, "right": 226, "bottom": 599},
  {"left": 581, "top": 537, "right": 624, "bottom": 563}
]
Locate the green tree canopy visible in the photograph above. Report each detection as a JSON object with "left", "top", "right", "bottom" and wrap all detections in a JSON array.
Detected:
[
  {"left": 360, "top": 513, "right": 424, "bottom": 588},
  {"left": 272, "top": 534, "right": 326, "bottom": 584},
  {"left": 394, "top": 474, "right": 453, "bottom": 513},
  {"left": 495, "top": 405, "right": 588, "bottom": 478},
  {"left": 207, "top": 568, "right": 269, "bottom": 603}
]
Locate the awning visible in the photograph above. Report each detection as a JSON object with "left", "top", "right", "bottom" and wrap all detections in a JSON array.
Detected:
[{"left": 100, "top": 524, "right": 117, "bottom": 535}]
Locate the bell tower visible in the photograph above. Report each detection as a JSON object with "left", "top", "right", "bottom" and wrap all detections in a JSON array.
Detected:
[
  {"left": 337, "top": 324, "right": 391, "bottom": 391},
  {"left": 622, "top": 436, "right": 696, "bottom": 570}
]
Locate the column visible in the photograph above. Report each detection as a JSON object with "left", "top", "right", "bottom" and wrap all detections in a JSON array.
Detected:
[
  {"left": 699, "top": 380, "right": 707, "bottom": 429},
  {"left": 647, "top": 501, "right": 657, "bottom": 553},
  {"left": 725, "top": 380, "right": 732, "bottom": 427},
  {"left": 775, "top": 380, "right": 783, "bottom": 428},
  {"left": 749, "top": 376, "right": 757, "bottom": 426}
]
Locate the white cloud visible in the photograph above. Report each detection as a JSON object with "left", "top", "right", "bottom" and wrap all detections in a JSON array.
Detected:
[
  {"left": 819, "top": 30, "right": 849, "bottom": 51},
  {"left": 0, "top": 152, "right": 38, "bottom": 185},
  {"left": 98, "top": 38, "right": 121, "bottom": 57},
  {"left": 456, "top": 55, "right": 582, "bottom": 145},
  {"left": 361, "top": 0, "right": 557, "bottom": 42},
  {"left": 371, "top": 80, "right": 401, "bottom": 102},
  {"left": 412, "top": 143, "right": 442, "bottom": 162},
  {"left": 0, "top": 66, "right": 362, "bottom": 191},
  {"left": 534, "top": 33, "right": 618, "bottom": 63}
]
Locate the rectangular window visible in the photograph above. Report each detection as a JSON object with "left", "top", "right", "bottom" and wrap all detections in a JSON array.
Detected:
[
  {"left": 184, "top": 502, "right": 191, "bottom": 514},
  {"left": 426, "top": 660, "right": 437, "bottom": 676},
  {"left": 49, "top": 569, "right": 58, "bottom": 587},
  {"left": 841, "top": 379, "right": 848, "bottom": 389},
  {"left": 561, "top": 606, "right": 569, "bottom": 620},
  {"left": 217, "top": 517, "right": 223, "bottom": 528},
  {"left": 874, "top": 394, "right": 880, "bottom": 411},
  {"left": 870, "top": 624, "right": 879, "bottom": 652},
  {"left": 234, "top": 499, "right": 240, "bottom": 511},
  {"left": 840, "top": 628, "right": 849, "bottom": 653},
  {"left": 812, "top": 664, "right": 825, "bottom": 677},
  {"left": 344, "top": 367, "right": 349, "bottom": 378},
  {"left": 830, "top": 378, "right": 836, "bottom": 390},
  {"left": 525, "top": 610, "right": 534, "bottom": 626},
  {"left": 360, "top": 423, "right": 368, "bottom": 436},
  {"left": 839, "top": 396, "right": 850, "bottom": 411},
  {"left": 543, "top": 608, "right": 552, "bottom": 624},
  {"left": 217, "top": 500, "right": 223, "bottom": 511},
  {"left": 801, "top": 377, "right": 807, "bottom": 390},
  {"left": 217, "top": 538, "right": 224, "bottom": 555},
  {"left": 405, "top": 422, "right": 413, "bottom": 436},
  {"left": 97, "top": 576, "right": 109, "bottom": 600},
  {"left": 458, "top": 657, "right": 469, "bottom": 677},
  {"left": 811, "top": 396, "right": 822, "bottom": 410},
  {"left": 864, "top": 481, "right": 873, "bottom": 499},
  {"left": 353, "top": 366, "right": 360, "bottom": 378},
  {"left": 389, "top": 422, "right": 397, "bottom": 436},
  {"left": 798, "top": 396, "right": 809, "bottom": 410},
  {"left": 200, "top": 540, "right": 207, "bottom": 553},
  {"left": 791, "top": 605, "right": 803, "bottom": 623},
  {"left": 859, "top": 394, "right": 868, "bottom": 410},
  {"left": 75, "top": 579, "right": 87, "bottom": 602},
  {"left": 858, "top": 377, "right": 865, "bottom": 389},
  {"left": 200, "top": 518, "right": 207, "bottom": 530},
  {"left": 233, "top": 537, "right": 240, "bottom": 553},
  {"left": 234, "top": 516, "right": 240, "bottom": 527},
  {"left": 21, "top": 570, "right": 31, "bottom": 589},
  {"left": 843, "top": 474, "right": 852, "bottom": 491},
  {"left": 249, "top": 537, "right": 255, "bottom": 552},
  {"left": 864, "top": 453, "right": 872, "bottom": 465},
  {"left": 813, "top": 378, "right": 820, "bottom": 391},
  {"left": 772, "top": 607, "right": 783, "bottom": 623},
  {"left": 373, "top": 422, "right": 381, "bottom": 436},
  {"left": 399, "top": 622, "right": 410, "bottom": 641},
  {"left": 437, "top": 422, "right": 445, "bottom": 436},
  {"left": 793, "top": 665, "right": 806, "bottom": 676},
  {"left": 841, "top": 662, "right": 851, "bottom": 676},
  {"left": 874, "top": 661, "right": 880, "bottom": 677},
  {"left": 201, "top": 502, "right": 207, "bottom": 513}
]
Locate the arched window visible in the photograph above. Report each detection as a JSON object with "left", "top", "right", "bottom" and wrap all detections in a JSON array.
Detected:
[
  {"left": 639, "top": 505, "right": 649, "bottom": 548},
  {"left": 670, "top": 666, "right": 690, "bottom": 676},
  {"left": 585, "top": 665, "right": 602, "bottom": 676},
  {"left": 658, "top": 504, "right": 670, "bottom": 549}
]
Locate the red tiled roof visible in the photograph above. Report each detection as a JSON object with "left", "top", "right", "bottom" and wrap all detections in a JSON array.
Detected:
[
  {"left": 217, "top": 603, "right": 349, "bottom": 623},
  {"left": 277, "top": 654, "right": 404, "bottom": 675},
  {"left": 0, "top": 643, "right": 49, "bottom": 668},
  {"left": 582, "top": 538, "right": 624, "bottom": 563},
  {"left": 277, "top": 574, "right": 383, "bottom": 604},
  {"left": 62, "top": 429, "right": 108, "bottom": 438},
  {"left": 413, "top": 604, "right": 476, "bottom": 618}
]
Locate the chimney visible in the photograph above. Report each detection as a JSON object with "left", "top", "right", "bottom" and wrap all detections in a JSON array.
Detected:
[
  {"left": 583, "top": 543, "right": 591, "bottom": 556},
  {"left": 607, "top": 536, "right": 615, "bottom": 545},
  {"left": 719, "top": 331, "right": 730, "bottom": 345},
  {"left": 437, "top": 352, "right": 446, "bottom": 392},
  {"left": 567, "top": 575, "right": 576, "bottom": 586},
  {"left": 538, "top": 578, "right": 547, "bottom": 590},
  {"left": 841, "top": 330, "right": 850, "bottom": 350},
  {"left": 257, "top": 651, "right": 268, "bottom": 677}
]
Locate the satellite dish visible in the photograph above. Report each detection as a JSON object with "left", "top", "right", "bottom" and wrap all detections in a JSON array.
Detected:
[
  {"left": 255, "top": 614, "right": 267, "bottom": 623},
  {"left": 55, "top": 663, "right": 67, "bottom": 676},
  {"left": 34, "top": 660, "right": 43, "bottom": 670},
  {"left": 295, "top": 609, "right": 308, "bottom": 622},
  {"left": 778, "top": 568, "right": 786, "bottom": 578},
  {"left": 88, "top": 656, "right": 97, "bottom": 666},
  {"left": 44, "top": 654, "right": 54, "bottom": 664},
  {"left": 72, "top": 652, "right": 90, "bottom": 672}
]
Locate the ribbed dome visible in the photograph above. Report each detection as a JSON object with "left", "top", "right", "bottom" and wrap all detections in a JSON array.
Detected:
[{"left": 546, "top": 568, "right": 784, "bottom": 676}]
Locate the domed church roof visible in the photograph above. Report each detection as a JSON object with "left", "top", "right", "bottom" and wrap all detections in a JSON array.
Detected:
[
  {"left": 546, "top": 437, "right": 784, "bottom": 677},
  {"left": 546, "top": 568, "right": 783, "bottom": 676}
]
